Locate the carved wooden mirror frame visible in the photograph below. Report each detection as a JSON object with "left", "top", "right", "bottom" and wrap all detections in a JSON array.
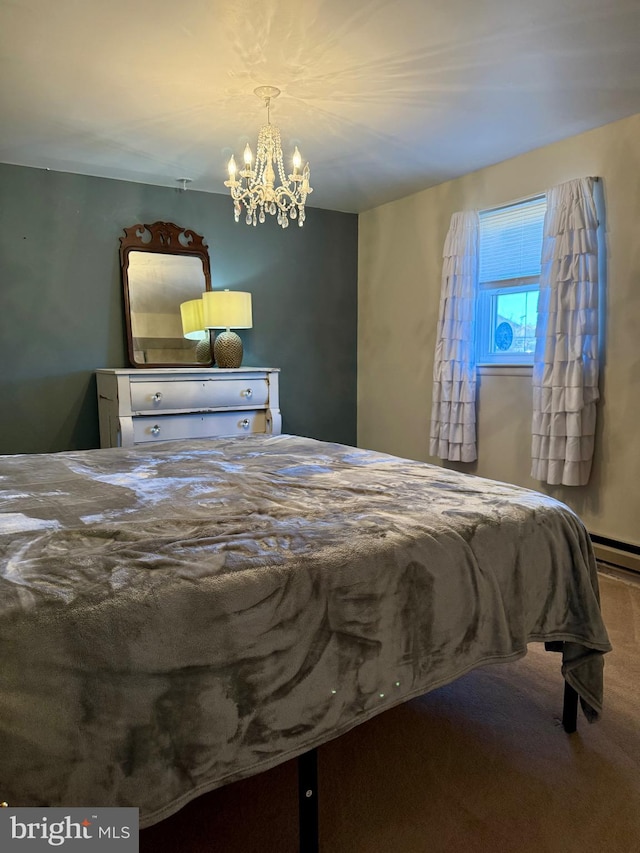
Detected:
[{"left": 120, "top": 221, "right": 213, "bottom": 368}]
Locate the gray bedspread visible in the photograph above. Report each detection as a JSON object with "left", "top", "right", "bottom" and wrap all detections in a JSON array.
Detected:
[{"left": 0, "top": 434, "right": 611, "bottom": 826}]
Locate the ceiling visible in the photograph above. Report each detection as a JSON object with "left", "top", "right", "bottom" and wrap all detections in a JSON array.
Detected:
[{"left": 2, "top": 0, "right": 640, "bottom": 214}]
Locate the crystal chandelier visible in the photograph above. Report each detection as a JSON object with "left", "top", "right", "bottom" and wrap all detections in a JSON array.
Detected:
[{"left": 224, "top": 86, "right": 312, "bottom": 228}]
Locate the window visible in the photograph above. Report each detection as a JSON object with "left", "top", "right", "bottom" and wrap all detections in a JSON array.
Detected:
[{"left": 476, "top": 196, "right": 547, "bottom": 365}]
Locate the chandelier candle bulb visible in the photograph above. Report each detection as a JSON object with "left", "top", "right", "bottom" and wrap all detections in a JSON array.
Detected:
[{"left": 227, "top": 155, "right": 237, "bottom": 178}]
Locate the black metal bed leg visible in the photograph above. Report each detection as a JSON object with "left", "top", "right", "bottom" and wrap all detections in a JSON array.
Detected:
[
  {"left": 562, "top": 681, "right": 579, "bottom": 733},
  {"left": 298, "top": 748, "right": 319, "bottom": 853}
]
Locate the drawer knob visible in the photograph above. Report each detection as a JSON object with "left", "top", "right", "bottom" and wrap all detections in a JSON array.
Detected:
[
  {"left": 151, "top": 424, "right": 161, "bottom": 436},
  {"left": 152, "top": 392, "right": 163, "bottom": 403},
  {"left": 242, "top": 388, "right": 253, "bottom": 399},
  {"left": 240, "top": 419, "right": 250, "bottom": 429}
]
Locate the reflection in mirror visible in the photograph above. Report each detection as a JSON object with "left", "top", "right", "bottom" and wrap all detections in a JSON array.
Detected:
[
  {"left": 120, "top": 222, "right": 213, "bottom": 367},
  {"left": 128, "top": 253, "right": 206, "bottom": 363}
]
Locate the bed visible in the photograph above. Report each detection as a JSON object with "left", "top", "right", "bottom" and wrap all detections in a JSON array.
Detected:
[{"left": 0, "top": 433, "right": 611, "bottom": 833}]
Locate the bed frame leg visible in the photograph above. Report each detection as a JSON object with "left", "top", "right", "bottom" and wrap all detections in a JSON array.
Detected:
[
  {"left": 562, "top": 682, "right": 579, "bottom": 733},
  {"left": 298, "top": 748, "right": 319, "bottom": 853}
]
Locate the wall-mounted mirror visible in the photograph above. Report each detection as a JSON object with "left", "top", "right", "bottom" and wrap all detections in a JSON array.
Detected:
[{"left": 120, "top": 221, "right": 212, "bottom": 367}]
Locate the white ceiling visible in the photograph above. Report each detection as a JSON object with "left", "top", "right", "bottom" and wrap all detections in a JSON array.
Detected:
[{"left": 1, "top": 0, "right": 640, "bottom": 213}]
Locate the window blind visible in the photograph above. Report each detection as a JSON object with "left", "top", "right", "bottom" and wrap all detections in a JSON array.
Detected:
[{"left": 479, "top": 196, "right": 546, "bottom": 283}]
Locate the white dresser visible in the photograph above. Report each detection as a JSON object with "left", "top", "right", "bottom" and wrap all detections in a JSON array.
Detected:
[{"left": 96, "top": 367, "right": 281, "bottom": 448}]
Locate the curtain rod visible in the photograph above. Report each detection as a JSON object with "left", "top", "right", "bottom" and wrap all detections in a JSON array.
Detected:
[{"left": 480, "top": 177, "right": 599, "bottom": 215}]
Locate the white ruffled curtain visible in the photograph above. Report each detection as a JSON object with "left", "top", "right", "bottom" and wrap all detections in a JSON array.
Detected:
[
  {"left": 430, "top": 211, "right": 479, "bottom": 462},
  {"left": 531, "top": 177, "right": 599, "bottom": 486}
]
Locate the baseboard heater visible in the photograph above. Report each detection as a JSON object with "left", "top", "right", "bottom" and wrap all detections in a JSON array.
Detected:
[{"left": 590, "top": 534, "right": 640, "bottom": 576}]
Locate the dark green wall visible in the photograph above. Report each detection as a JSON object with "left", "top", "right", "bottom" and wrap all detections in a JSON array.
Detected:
[{"left": 0, "top": 164, "right": 358, "bottom": 454}]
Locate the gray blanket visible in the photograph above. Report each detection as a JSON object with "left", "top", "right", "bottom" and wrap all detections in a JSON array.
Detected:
[{"left": 0, "top": 435, "right": 611, "bottom": 826}]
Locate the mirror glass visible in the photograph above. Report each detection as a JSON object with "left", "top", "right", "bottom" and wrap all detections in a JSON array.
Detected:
[{"left": 120, "top": 222, "right": 212, "bottom": 367}]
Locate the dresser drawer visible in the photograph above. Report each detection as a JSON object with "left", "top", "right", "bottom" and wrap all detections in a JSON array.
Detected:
[
  {"left": 130, "top": 378, "right": 269, "bottom": 413},
  {"left": 132, "top": 411, "right": 267, "bottom": 443}
]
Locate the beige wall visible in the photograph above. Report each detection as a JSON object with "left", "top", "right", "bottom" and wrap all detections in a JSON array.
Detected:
[{"left": 358, "top": 112, "right": 640, "bottom": 546}]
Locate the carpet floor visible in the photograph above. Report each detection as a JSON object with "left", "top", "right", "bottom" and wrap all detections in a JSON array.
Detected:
[{"left": 140, "top": 570, "right": 640, "bottom": 853}]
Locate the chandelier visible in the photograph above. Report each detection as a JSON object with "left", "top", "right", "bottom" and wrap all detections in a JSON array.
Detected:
[{"left": 224, "top": 86, "right": 312, "bottom": 228}]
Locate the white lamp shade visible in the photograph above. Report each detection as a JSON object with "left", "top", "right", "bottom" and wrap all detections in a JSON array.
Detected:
[
  {"left": 202, "top": 290, "right": 252, "bottom": 330},
  {"left": 180, "top": 298, "right": 207, "bottom": 340}
]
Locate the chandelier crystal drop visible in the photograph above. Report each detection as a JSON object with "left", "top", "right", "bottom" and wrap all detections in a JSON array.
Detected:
[{"left": 224, "top": 86, "right": 312, "bottom": 229}]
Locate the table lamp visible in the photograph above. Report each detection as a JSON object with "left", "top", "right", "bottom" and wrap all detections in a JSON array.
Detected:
[{"left": 202, "top": 290, "right": 252, "bottom": 368}]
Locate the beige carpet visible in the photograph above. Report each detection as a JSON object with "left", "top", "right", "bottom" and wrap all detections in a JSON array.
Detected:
[{"left": 140, "top": 570, "right": 640, "bottom": 853}]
